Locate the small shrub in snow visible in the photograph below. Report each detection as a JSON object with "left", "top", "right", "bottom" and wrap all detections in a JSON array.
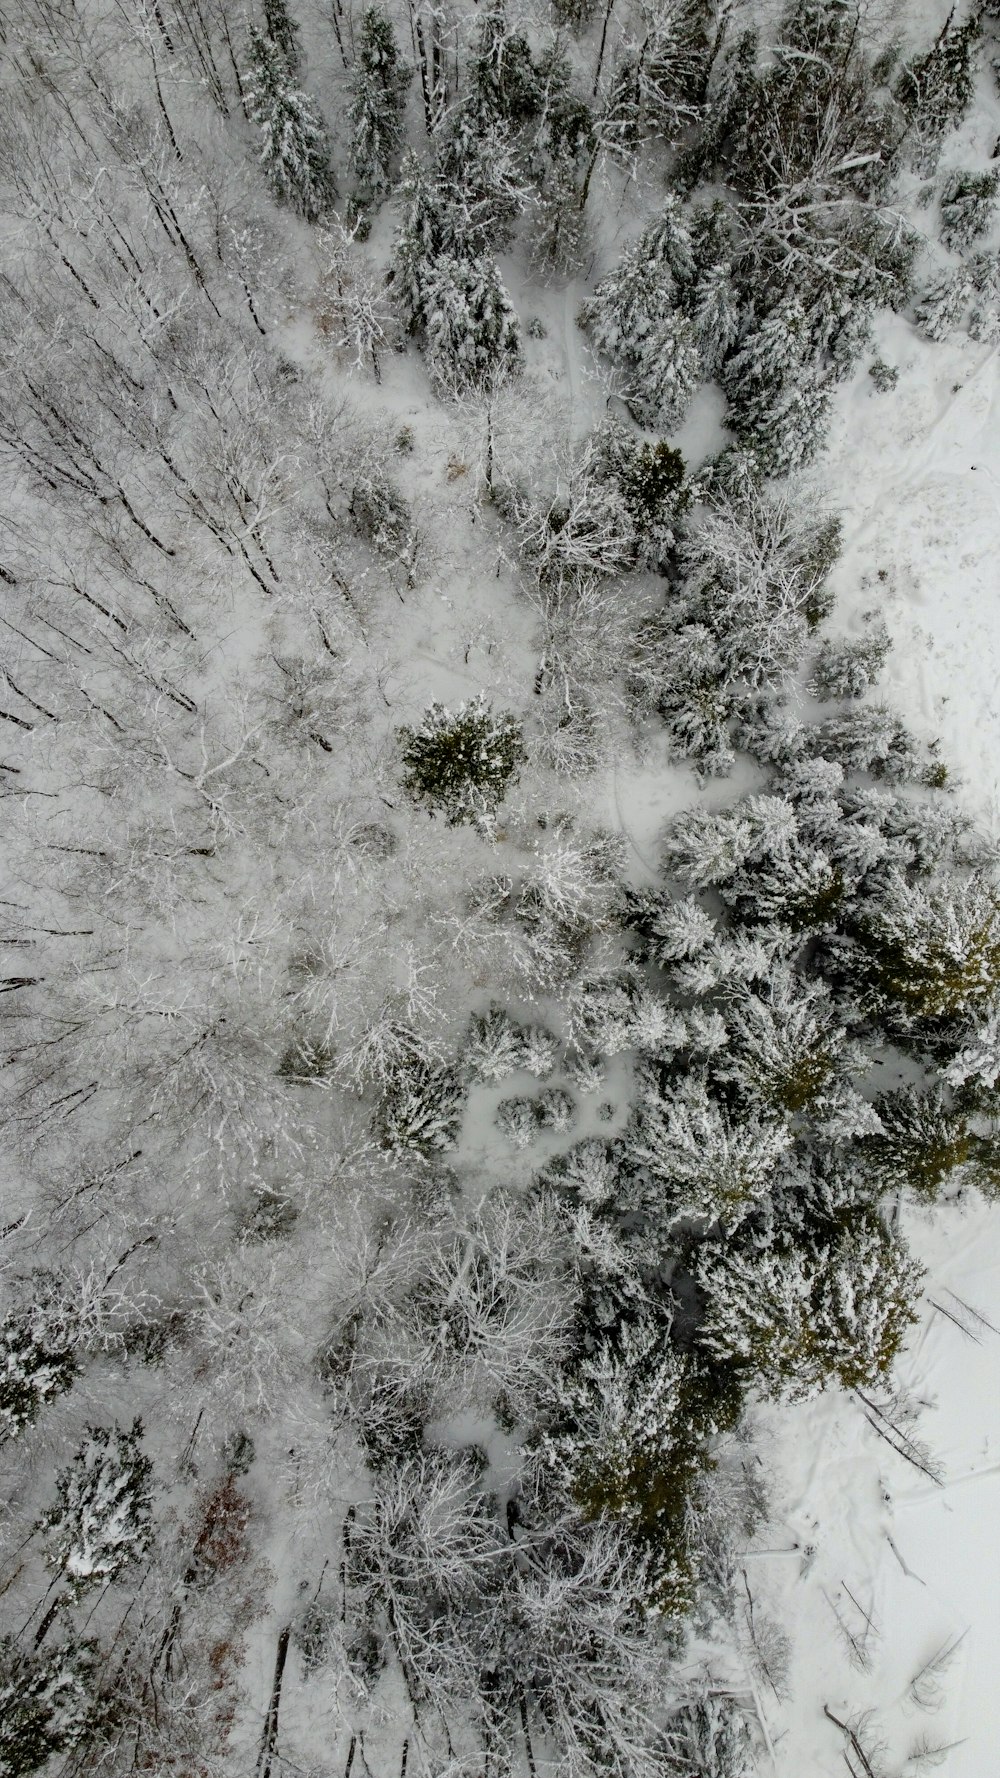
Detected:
[
  {"left": 398, "top": 695, "right": 525, "bottom": 826},
  {"left": 809, "top": 624, "right": 891, "bottom": 701},
  {"left": 869, "top": 358, "right": 899, "bottom": 392}
]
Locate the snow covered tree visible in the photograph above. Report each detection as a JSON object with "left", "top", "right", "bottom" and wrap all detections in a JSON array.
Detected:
[
  {"left": 940, "top": 167, "right": 999, "bottom": 251},
  {"left": 852, "top": 870, "right": 1000, "bottom": 1031},
  {"left": 810, "top": 624, "right": 890, "bottom": 700},
  {"left": 398, "top": 694, "right": 525, "bottom": 825},
  {"left": 38, "top": 1421, "right": 154, "bottom": 1604},
  {"left": 714, "top": 971, "right": 847, "bottom": 1115},
  {"left": 376, "top": 1055, "right": 464, "bottom": 1156},
  {"left": 346, "top": 1451, "right": 505, "bottom": 1706},
  {"left": 529, "top": 146, "right": 587, "bottom": 277},
  {"left": 465, "top": 1003, "right": 526, "bottom": 1084},
  {"left": 593, "top": 421, "right": 690, "bottom": 567},
  {"left": 817, "top": 703, "right": 922, "bottom": 781},
  {"left": 433, "top": 103, "right": 529, "bottom": 257},
  {"left": 483, "top": 1500, "right": 677, "bottom": 1759},
  {"left": 1, "top": 1299, "right": 77, "bottom": 1443},
  {"left": 496, "top": 1095, "right": 541, "bottom": 1149},
  {"left": 665, "top": 1689, "right": 757, "bottom": 1778},
  {"left": 422, "top": 252, "right": 522, "bottom": 394},
  {"left": 894, "top": 10, "right": 981, "bottom": 171},
  {"left": 471, "top": 0, "right": 541, "bottom": 126},
  {"left": 262, "top": 0, "right": 301, "bottom": 74},
  {"left": 586, "top": 201, "right": 702, "bottom": 429},
  {"left": 0, "top": 1637, "right": 95, "bottom": 1777},
  {"left": 347, "top": 6, "right": 411, "bottom": 203},
  {"left": 863, "top": 1085, "right": 979, "bottom": 1201},
  {"left": 628, "top": 1073, "right": 792, "bottom": 1228},
  {"left": 696, "top": 1207, "right": 923, "bottom": 1399},
  {"left": 246, "top": 26, "right": 336, "bottom": 220},
  {"left": 723, "top": 295, "right": 831, "bottom": 473}
]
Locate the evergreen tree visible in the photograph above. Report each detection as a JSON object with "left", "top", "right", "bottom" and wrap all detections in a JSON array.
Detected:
[
  {"left": 0, "top": 1637, "right": 94, "bottom": 1778},
  {"left": 895, "top": 10, "right": 982, "bottom": 170},
  {"left": 465, "top": 1003, "right": 526, "bottom": 1084},
  {"left": 853, "top": 869, "right": 1000, "bottom": 1030},
  {"left": 422, "top": 252, "right": 523, "bottom": 394},
  {"left": 529, "top": 146, "right": 587, "bottom": 277},
  {"left": 628, "top": 1073, "right": 792, "bottom": 1227},
  {"left": 940, "top": 168, "right": 999, "bottom": 251},
  {"left": 666, "top": 1690, "right": 757, "bottom": 1778},
  {"left": 347, "top": 6, "right": 411, "bottom": 202},
  {"left": 1, "top": 1300, "right": 77, "bottom": 1443},
  {"left": 723, "top": 294, "right": 832, "bottom": 471},
  {"left": 377, "top": 1056, "right": 465, "bottom": 1156},
  {"left": 696, "top": 1205, "right": 923, "bottom": 1399},
  {"left": 391, "top": 115, "right": 527, "bottom": 338},
  {"left": 38, "top": 1421, "right": 154, "bottom": 1601},
  {"left": 817, "top": 703, "right": 921, "bottom": 780},
  {"left": 246, "top": 26, "right": 337, "bottom": 221},
  {"left": 809, "top": 624, "right": 891, "bottom": 701},
  {"left": 398, "top": 694, "right": 525, "bottom": 824},
  {"left": 262, "top": 0, "right": 301, "bottom": 74},
  {"left": 471, "top": 0, "right": 541, "bottom": 126},
  {"left": 587, "top": 203, "right": 702, "bottom": 429},
  {"left": 434, "top": 102, "right": 528, "bottom": 255}
]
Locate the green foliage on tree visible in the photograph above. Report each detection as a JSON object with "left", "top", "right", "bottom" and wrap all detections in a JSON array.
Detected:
[
  {"left": 38, "top": 1421, "right": 154, "bottom": 1601},
  {"left": 246, "top": 25, "right": 336, "bottom": 220},
  {"left": 347, "top": 5, "right": 411, "bottom": 201},
  {"left": 398, "top": 695, "right": 525, "bottom": 826},
  {"left": 853, "top": 870, "right": 1000, "bottom": 1029},
  {"left": 262, "top": 0, "right": 301, "bottom": 74},
  {"left": 696, "top": 1203, "right": 924, "bottom": 1400},
  {"left": 1, "top": 1300, "right": 77, "bottom": 1443},
  {"left": 0, "top": 1638, "right": 95, "bottom": 1778}
]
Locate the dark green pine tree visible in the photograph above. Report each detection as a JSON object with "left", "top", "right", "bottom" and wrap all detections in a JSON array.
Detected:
[
  {"left": 38, "top": 1421, "right": 154, "bottom": 1608},
  {"left": 262, "top": 0, "right": 301, "bottom": 74},
  {"left": 422, "top": 253, "right": 523, "bottom": 394},
  {"left": 246, "top": 25, "right": 337, "bottom": 221},
  {"left": 347, "top": 5, "right": 411, "bottom": 202},
  {"left": 0, "top": 1303, "right": 77, "bottom": 1443},
  {"left": 0, "top": 1637, "right": 95, "bottom": 1778},
  {"left": 471, "top": 0, "right": 540, "bottom": 126},
  {"left": 895, "top": 8, "right": 982, "bottom": 169}
]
